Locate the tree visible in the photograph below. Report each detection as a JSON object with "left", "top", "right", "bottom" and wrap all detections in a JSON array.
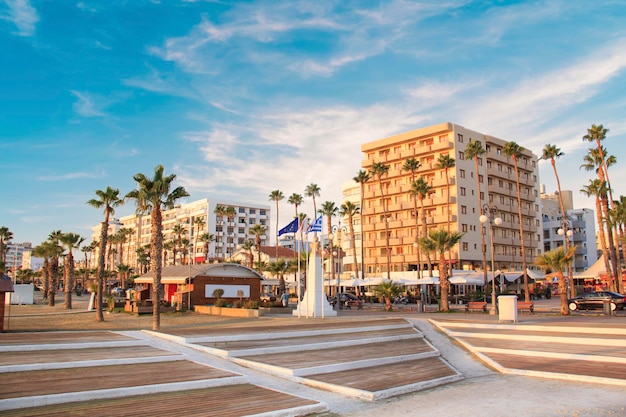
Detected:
[
  {"left": 419, "top": 229, "right": 463, "bottom": 312},
  {"left": 116, "top": 264, "right": 133, "bottom": 288},
  {"left": 534, "top": 246, "right": 576, "bottom": 315},
  {"left": 370, "top": 162, "right": 391, "bottom": 280},
  {"left": 503, "top": 141, "right": 530, "bottom": 303},
  {"left": 59, "top": 232, "right": 84, "bottom": 310},
  {"left": 213, "top": 204, "right": 226, "bottom": 261},
  {"left": 0, "top": 226, "right": 13, "bottom": 264},
  {"left": 125, "top": 165, "right": 189, "bottom": 331},
  {"left": 320, "top": 200, "right": 339, "bottom": 288},
  {"left": 435, "top": 154, "right": 456, "bottom": 274},
  {"left": 339, "top": 201, "right": 360, "bottom": 283},
  {"left": 198, "top": 233, "right": 215, "bottom": 263},
  {"left": 241, "top": 240, "right": 255, "bottom": 268},
  {"left": 541, "top": 144, "right": 575, "bottom": 298},
  {"left": 171, "top": 223, "right": 187, "bottom": 266},
  {"left": 224, "top": 206, "right": 236, "bottom": 260},
  {"left": 269, "top": 190, "right": 284, "bottom": 258},
  {"left": 116, "top": 228, "right": 133, "bottom": 266},
  {"left": 249, "top": 223, "right": 267, "bottom": 273},
  {"left": 410, "top": 178, "right": 434, "bottom": 276},
  {"left": 87, "top": 186, "right": 124, "bottom": 321},
  {"left": 353, "top": 170, "right": 370, "bottom": 280},
  {"left": 464, "top": 140, "right": 488, "bottom": 297},
  {"left": 192, "top": 216, "right": 206, "bottom": 265},
  {"left": 267, "top": 258, "right": 288, "bottom": 294},
  {"left": 305, "top": 183, "right": 321, "bottom": 237},
  {"left": 375, "top": 280, "right": 403, "bottom": 311}
]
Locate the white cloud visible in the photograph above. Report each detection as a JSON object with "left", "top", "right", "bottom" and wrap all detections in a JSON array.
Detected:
[
  {"left": 2, "top": 0, "right": 38, "bottom": 36},
  {"left": 70, "top": 91, "right": 108, "bottom": 118},
  {"left": 37, "top": 171, "right": 100, "bottom": 181}
]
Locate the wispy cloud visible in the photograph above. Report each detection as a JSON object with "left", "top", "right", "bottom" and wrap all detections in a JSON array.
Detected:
[
  {"left": 70, "top": 90, "right": 108, "bottom": 118},
  {"left": 1, "top": 0, "right": 38, "bottom": 37},
  {"left": 37, "top": 171, "right": 100, "bottom": 181}
]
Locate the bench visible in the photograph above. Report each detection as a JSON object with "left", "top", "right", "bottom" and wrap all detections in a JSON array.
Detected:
[
  {"left": 517, "top": 301, "right": 534, "bottom": 314},
  {"left": 465, "top": 301, "right": 487, "bottom": 313}
]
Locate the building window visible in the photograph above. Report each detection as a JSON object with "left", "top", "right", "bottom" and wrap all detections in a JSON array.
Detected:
[
  {"left": 497, "top": 148, "right": 502, "bottom": 155},
  {"left": 461, "top": 205, "right": 467, "bottom": 214},
  {"left": 462, "top": 224, "right": 468, "bottom": 232},
  {"left": 260, "top": 210, "right": 266, "bottom": 215},
  {"left": 462, "top": 242, "right": 468, "bottom": 251},
  {"left": 458, "top": 151, "right": 465, "bottom": 160},
  {"left": 460, "top": 187, "right": 466, "bottom": 196},
  {"left": 460, "top": 169, "right": 465, "bottom": 178},
  {"left": 250, "top": 209, "right": 256, "bottom": 214},
  {"left": 457, "top": 134, "right": 464, "bottom": 143},
  {"left": 486, "top": 145, "right": 491, "bottom": 152},
  {"left": 238, "top": 207, "right": 245, "bottom": 213}
]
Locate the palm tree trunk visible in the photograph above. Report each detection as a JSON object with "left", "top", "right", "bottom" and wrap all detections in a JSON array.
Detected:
[
  {"left": 513, "top": 158, "right": 530, "bottom": 303},
  {"left": 439, "top": 252, "right": 449, "bottom": 311},
  {"left": 97, "top": 221, "right": 107, "bottom": 321},
  {"left": 151, "top": 208, "right": 163, "bottom": 331},
  {"left": 593, "top": 196, "right": 613, "bottom": 291},
  {"left": 419, "top": 199, "right": 433, "bottom": 276},
  {"left": 551, "top": 159, "right": 575, "bottom": 298},
  {"left": 378, "top": 181, "right": 391, "bottom": 280},
  {"left": 474, "top": 157, "right": 487, "bottom": 301}
]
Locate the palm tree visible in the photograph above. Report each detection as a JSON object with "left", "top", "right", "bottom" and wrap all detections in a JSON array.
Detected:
[
  {"left": 305, "top": 183, "right": 321, "bottom": 237},
  {"left": 87, "top": 186, "right": 124, "bottom": 321},
  {"left": 370, "top": 162, "right": 391, "bottom": 280},
  {"left": 541, "top": 144, "right": 576, "bottom": 298},
  {"left": 213, "top": 204, "right": 226, "bottom": 260},
  {"left": 410, "top": 177, "right": 434, "bottom": 276},
  {"left": 241, "top": 240, "right": 255, "bottom": 268},
  {"left": 353, "top": 170, "right": 370, "bottom": 280},
  {"left": 116, "top": 228, "right": 133, "bottom": 266},
  {"left": 436, "top": 154, "right": 456, "bottom": 274},
  {"left": 249, "top": 223, "right": 267, "bottom": 273},
  {"left": 464, "top": 140, "right": 487, "bottom": 298},
  {"left": 224, "top": 206, "right": 236, "bottom": 260},
  {"left": 419, "top": 228, "right": 463, "bottom": 312},
  {"left": 267, "top": 258, "right": 288, "bottom": 294},
  {"left": 288, "top": 193, "right": 304, "bottom": 251},
  {"left": 375, "top": 280, "right": 403, "bottom": 311},
  {"left": 192, "top": 216, "right": 206, "bottom": 265},
  {"left": 339, "top": 201, "right": 360, "bottom": 282},
  {"left": 116, "top": 264, "right": 132, "bottom": 288},
  {"left": 534, "top": 246, "right": 576, "bottom": 315},
  {"left": 581, "top": 179, "right": 615, "bottom": 291},
  {"left": 198, "top": 232, "right": 215, "bottom": 263},
  {"left": 59, "top": 232, "right": 84, "bottom": 310},
  {"left": 125, "top": 164, "right": 189, "bottom": 331},
  {"left": 319, "top": 200, "right": 339, "bottom": 287},
  {"left": 269, "top": 190, "right": 284, "bottom": 258},
  {"left": 0, "top": 226, "right": 13, "bottom": 264},
  {"left": 80, "top": 244, "right": 91, "bottom": 291},
  {"left": 503, "top": 141, "right": 530, "bottom": 303}
]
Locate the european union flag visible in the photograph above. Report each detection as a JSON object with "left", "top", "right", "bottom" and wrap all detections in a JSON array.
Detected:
[
  {"left": 278, "top": 218, "right": 299, "bottom": 236},
  {"left": 307, "top": 215, "right": 322, "bottom": 233}
]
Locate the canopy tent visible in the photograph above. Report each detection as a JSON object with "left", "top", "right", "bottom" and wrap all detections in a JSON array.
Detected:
[{"left": 573, "top": 255, "right": 607, "bottom": 279}]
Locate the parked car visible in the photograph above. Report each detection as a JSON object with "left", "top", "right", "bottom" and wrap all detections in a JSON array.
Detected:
[
  {"left": 260, "top": 292, "right": 276, "bottom": 303},
  {"left": 329, "top": 293, "right": 363, "bottom": 309},
  {"left": 568, "top": 291, "right": 626, "bottom": 311},
  {"left": 111, "top": 287, "right": 125, "bottom": 297}
]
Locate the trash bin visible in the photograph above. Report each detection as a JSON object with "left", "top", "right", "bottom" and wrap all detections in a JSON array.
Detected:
[
  {"left": 603, "top": 299, "right": 614, "bottom": 316},
  {"left": 498, "top": 295, "right": 518, "bottom": 323},
  {"left": 416, "top": 300, "right": 424, "bottom": 313}
]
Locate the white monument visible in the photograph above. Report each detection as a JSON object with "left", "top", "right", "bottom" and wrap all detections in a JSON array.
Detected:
[{"left": 293, "top": 237, "right": 336, "bottom": 317}]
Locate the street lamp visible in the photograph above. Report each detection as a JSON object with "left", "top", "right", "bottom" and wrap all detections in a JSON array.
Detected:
[
  {"left": 330, "top": 224, "right": 347, "bottom": 310},
  {"left": 557, "top": 220, "right": 574, "bottom": 296},
  {"left": 479, "top": 204, "right": 503, "bottom": 315}
]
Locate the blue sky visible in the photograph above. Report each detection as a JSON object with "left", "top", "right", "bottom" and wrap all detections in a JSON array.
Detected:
[{"left": 1, "top": 0, "right": 625, "bottom": 247}]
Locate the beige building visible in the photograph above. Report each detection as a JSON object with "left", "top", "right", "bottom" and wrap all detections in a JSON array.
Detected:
[
  {"left": 359, "top": 122, "right": 543, "bottom": 277},
  {"left": 90, "top": 198, "right": 270, "bottom": 271}
]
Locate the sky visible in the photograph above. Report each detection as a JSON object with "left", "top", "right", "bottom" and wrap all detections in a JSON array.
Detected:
[{"left": 1, "top": 0, "right": 625, "bottom": 247}]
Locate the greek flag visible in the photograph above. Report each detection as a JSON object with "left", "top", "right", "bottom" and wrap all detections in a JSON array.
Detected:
[
  {"left": 307, "top": 215, "right": 322, "bottom": 233},
  {"left": 278, "top": 217, "right": 299, "bottom": 236}
]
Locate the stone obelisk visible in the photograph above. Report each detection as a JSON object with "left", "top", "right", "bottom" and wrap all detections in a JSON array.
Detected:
[{"left": 293, "top": 236, "right": 336, "bottom": 317}]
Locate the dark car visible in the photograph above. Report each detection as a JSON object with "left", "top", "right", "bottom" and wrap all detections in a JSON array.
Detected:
[
  {"left": 260, "top": 292, "right": 276, "bottom": 303},
  {"left": 329, "top": 293, "right": 363, "bottom": 309},
  {"left": 568, "top": 291, "right": 626, "bottom": 312}
]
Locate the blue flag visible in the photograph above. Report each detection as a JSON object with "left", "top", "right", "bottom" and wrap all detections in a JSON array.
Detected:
[
  {"left": 307, "top": 215, "right": 322, "bottom": 233},
  {"left": 278, "top": 217, "right": 299, "bottom": 236}
]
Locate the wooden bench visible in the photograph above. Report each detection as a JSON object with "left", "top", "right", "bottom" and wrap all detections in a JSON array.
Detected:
[
  {"left": 517, "top": 301, "right": 534, "bottom": 314},
  {"left": 465, "top": 301, "right": 487, "bottom": 313}
]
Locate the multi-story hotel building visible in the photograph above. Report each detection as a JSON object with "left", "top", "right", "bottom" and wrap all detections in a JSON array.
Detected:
[
  {"left": 90, "top": 198, "right": 270, "bottom": 270},
  {"left": 359, "top": 122, "right": 543, "bottom": 276}
]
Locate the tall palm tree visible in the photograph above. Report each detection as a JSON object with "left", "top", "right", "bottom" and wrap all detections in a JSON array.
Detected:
[
  {"left": 464, "top": 140, "right": 487, "bottom": 298},
  {"left": 305, "top": 183, "right": 321, "bottom": 237},
  {"left": 116, "top": 264, "right": 132, "bottom": 288},
  {"left": 436, "top": 153, "right": 456, "bottom": 274},
  {"left": 172, "top": 223, "right": 187, "bottom": 265},
  {"left": 419, "top": 228, "right": 463, "bottom": 312},
  {"left": 320, "top": 200, "right": 338, "bottom": 286},
  {"left": 213, "top": 204, "right": 226, "bottom": 260},
  {"left": 503, "top": 141, "right": 530, "bottom": 303},
  {"left": 581, "top": 179, "right": 615, "bottom": 291},
  {"left": 198, "top": 232, "right": 215, "bottom": 263},
  {"left": 0, "top": 226, "right": 13, "bottom": 264},
  {"left": 269, "top": 190, "right": 284, "bottom": 258},
  {"left": 125, "top": 164, "right": 189, "bottom": 331},
  {"left": 241, "top": 240, "right": 255, "bottom": 268},
  {"left": 339, "top": 201, "right": 360, "bottom": 281},
  {"left": 288, "top": 193, "right": 304, "bottom": 250},
  {"left": 249, "top": 223, "right": 267, "bottom": 273},
  {"left": 59, "top": 232, "right": 84, "bottom": 310},
  {"left": 353, "top": 170, "right": 371, "bottom": 280},
  {"left": 87, "top": 186, "right": 124, "bottom": 321},
  {"left": 192, "top": 216, "right": 206, "bottom": 265},
  {"left": 267, "top": 258, "right": 288, "bottom": 294},
  {"left": 534, "top": 246, "right": 576, "bottom": 316},
  {"left": 80, "top": 244, "right": 91, "bottom": 291},
  {"left": 402, "top": 158, "right": 422, "bottom": 275},
  {"left": 541, "top": 144, "right": 575, "bottom": 298},
  {"left": 410, "top": 177, "right": 434, "bottom": 276},
  {"left": 224, "top": 206, "right": 237, "bottom": 260},
  {"left": 116, "top": 228, "right": 133, "bottom": 266},
  {"left": 370, "top": 162, "right": 391, "bottom": 280}
]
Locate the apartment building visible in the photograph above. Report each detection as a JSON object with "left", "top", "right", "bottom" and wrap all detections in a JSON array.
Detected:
[
  {"left": 541, "top": 190, "right": 597, "bottom": 272},
  {"left": 90, "top": 198, "right": 270, "bottom": 270},
  {"left": 4, "top": 242, "right": 33, "bottom": 274},
  {"left": 360, "top": 122, "right": 543, "bottom": 276}
]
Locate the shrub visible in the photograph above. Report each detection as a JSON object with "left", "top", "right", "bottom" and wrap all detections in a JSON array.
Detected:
[
  {"left": 214, "top": 299, "right": 228, "bottom": 307},
  {"left": 243, "top": 300, "right": 259, "bottom": 309}
]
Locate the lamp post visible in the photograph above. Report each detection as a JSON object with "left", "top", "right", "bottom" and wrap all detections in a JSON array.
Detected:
[
  {"left": 557, "top": 219, "right": 574, "bottom": 296},
  {"left": 480, "top": 204, "right": 503, "bottom": 314},
  {"left": 187, "top": 244, "right": 193, "bottom": 311},
  {"left": 330, "top": 224, "right": 347, "bottom": 310}
]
